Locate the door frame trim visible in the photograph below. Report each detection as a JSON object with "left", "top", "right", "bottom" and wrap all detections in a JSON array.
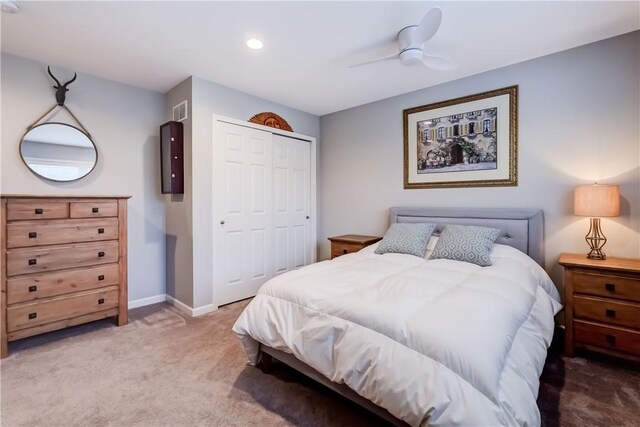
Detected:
[{"left": 211, "top": 114, "right": 318, "bottom": 305}]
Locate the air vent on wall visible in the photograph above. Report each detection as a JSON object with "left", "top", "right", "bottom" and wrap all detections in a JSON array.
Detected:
[{"left": 172, "top": 100, "right": 188, "bottom": 122}]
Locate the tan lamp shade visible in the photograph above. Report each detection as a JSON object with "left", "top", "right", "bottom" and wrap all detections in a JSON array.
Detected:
[{"left": 574, "top": 184, "right": 620, "bottom": 217}]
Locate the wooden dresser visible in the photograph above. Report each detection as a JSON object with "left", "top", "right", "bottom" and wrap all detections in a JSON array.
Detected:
[
  {"left": 559, "top": 253, "right": 640, "bottom": 362},
  {"left": 1, "top": 195, "right": 130, "bottom": 358},
  {"left": 328, "top": 235, "right": 382, "bottom": 259}
]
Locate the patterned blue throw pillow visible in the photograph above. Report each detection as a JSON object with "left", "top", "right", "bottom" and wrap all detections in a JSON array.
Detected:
[
  {"left": 429, "top": 224, "right": 501, "bottom": 266},
  {"left": 375, "top": 223, "right": 436, "bottom": 258}
]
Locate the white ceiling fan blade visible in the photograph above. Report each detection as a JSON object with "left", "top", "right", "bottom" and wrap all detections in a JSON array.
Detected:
[
  {"left": 349, "top": 53, "right": 398, "bottom": 68},
  {"left": 412, "top": 7, "right": 442, "bottom": 47},
  {"left": 422, "top": 55, "right": 456, "bottom": 71}
]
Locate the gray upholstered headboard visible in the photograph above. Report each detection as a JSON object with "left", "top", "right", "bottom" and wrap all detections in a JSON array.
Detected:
[{"left": 389, "top": 207, "right": 545, "bottom": 266}]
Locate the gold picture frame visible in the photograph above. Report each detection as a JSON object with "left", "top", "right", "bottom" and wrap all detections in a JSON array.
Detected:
[{"left": 403, "top": 85, "right": 518, "bottom": 189}]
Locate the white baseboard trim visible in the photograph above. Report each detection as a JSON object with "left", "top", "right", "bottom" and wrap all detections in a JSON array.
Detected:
[
  {"left": 165, "top": 295, "right": 217, "bottom": 317},
  {"left": 128, "top": 294, "right": 167, "bottom": 309},
  {"left": 164, "top": 294, "right": 191, "bottom": 316},
  {"left": 192, "top": 303, "right": 217, "bottom": 317}
]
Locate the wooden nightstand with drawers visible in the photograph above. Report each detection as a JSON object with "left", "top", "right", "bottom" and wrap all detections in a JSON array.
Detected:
[
  {"left": 328, "top": 235, "right": 382, "bottom": 259},
  {"left": 559, "top": 253, "right": 640, "bottom": 362}
]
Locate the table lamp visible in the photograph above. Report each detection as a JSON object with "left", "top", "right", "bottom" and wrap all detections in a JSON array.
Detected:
[{"left": 574, "top": 183, "right": 620, "bottom": 260}]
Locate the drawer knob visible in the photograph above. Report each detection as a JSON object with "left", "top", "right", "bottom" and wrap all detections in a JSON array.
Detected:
[
  {"left": 28, "top": 259, "right": 37, "bottom": 266},
  {"left": 98, "top": 228, "right": 105, "bottom": 234},
  {"left": 343, "top": 249, "right": 348, "bottom": 254},
  {"left": 605, "top": 283, "right": 616, "bottom": 292},
  {"left": 98, "top": 251, "right": 105, "bottom": 258},
  {"left": 28, "top": 313, "right": 37, "bottom": 320},
  {"left": 28, "top": 285, "right": 37, "bottom": 292},
  {"left": 605, "top": 309, "right": 616, "bottom": 318},
  {"left": 34, "top": 208, "right": 43, "bottom": 215},
  {"left": 28, "top": 232, "right": 37, "bottom": 238},
  {"left": 92, "top": 207, "right": 99, "bottom": 213},
  {"left": 98, "top": 275, "right": 105, "bottom": 281},
  {"left": 98, "top": 298, "right": 105, "bottom": 304},
  {"left": 605, "top": 334, "right": 616, "bottom": 346}
]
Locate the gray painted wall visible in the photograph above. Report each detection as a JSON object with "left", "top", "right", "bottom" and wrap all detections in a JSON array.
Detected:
[
  {"left": 164, "top": 76, "right": 320, "bottom": 309},
  {"left": 319, "top": 31, "right": 640, "bottom": 289},
  {"left": 164, "top": 77, "right": 194, "bottom": 306},
  {"left": 1, "top": 53, "right": 166, "bottom": 302}
]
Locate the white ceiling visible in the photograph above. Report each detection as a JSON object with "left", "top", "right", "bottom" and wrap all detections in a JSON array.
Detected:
[{"left": 2, "top": 1, "right": 638, "bottom": 116}]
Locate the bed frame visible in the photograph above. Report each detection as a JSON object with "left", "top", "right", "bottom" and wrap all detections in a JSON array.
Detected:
[{"left": 256, "top": 207, "right": 545, "bottom": 426}]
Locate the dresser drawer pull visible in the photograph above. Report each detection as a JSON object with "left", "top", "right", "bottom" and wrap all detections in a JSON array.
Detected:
[
  {"left": 605, "top": 309, "right": 616, "bottom": 318},
  {"left": 605, "top": 283, "right": 616, "bottom": 292},
  {"left": 98, "top": 251, "right": 105, "bottom": 258},
  {"left": 92, "top": 207, "right": 99, "bottom": 213},
  {"left": 34, "top": 208, "right": 43, "bottom": 215},
  {"left": 28, "top": 285, "right": 37, "bottom": 292},
  {"left": 28, "top": 259, "right": 37, "bottom": 266},
  {"left": 28, "top": 232, "right": 37, "bottom": 238},
  {"left": 98, "top": 275, "right": 105, "bottom": 281},
  {"left": 28, "top": 313, "right": 37, "bottom": 320},
  {"left": 98, "top": 228, "right": 105, "bottom": 234},
  {"left": 343, "top": 249, "right": 348, "bottom": 254},
  {"left": 605, "top": 334, "right": 616, "bottom": 345},
  {"left": 98, "top": 298, "right": 105, "bottom": 304}
]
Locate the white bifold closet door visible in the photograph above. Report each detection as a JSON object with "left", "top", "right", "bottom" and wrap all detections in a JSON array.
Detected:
[{"left": 213, "top": 121, "right": 311, "bottom": 306}]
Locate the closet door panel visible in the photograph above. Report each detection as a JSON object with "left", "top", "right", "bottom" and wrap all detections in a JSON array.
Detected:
[
  {"left": 213, "top": 122, "right": 272, "bottom": 305},
  {"left": 213, "top": 120, "right": 312, "bottom": 307},
  {"left": 272, "top": 135, "right": 311, "bottom": 274}
]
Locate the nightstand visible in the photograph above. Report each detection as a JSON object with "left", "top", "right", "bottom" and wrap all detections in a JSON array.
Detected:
[
  {"left": 328, "top": 235, "right": 382, "bottom": 259},
  {"left": 559, "top": 253, "right": 640, "bottom": 362}
]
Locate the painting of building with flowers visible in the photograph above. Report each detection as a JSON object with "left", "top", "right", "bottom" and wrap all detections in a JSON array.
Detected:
[{"left": 416, "top": 107, "right": 498, "bottom": 174}]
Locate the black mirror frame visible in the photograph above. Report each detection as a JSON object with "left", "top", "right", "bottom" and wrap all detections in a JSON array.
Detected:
[{"left": 19, "top": 122, "right": 98, "bottom": 183}]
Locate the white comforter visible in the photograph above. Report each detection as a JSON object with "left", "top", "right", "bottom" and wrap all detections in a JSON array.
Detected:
[{"left": 233, "top": 243, "right": 562, "bottom": 426}]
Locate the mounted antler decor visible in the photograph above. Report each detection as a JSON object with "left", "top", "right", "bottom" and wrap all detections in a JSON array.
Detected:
[
  {"left": 26, "top": 66, "right": 90, "bottom": 136},
  {"left": 19, "top": 66, "right": 98, "bottom": 182},
  {"left": 48, "top": 66, "right": 77, "bottom": 106}
]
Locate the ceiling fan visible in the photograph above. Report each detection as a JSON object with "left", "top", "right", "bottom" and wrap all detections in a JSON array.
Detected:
[{"left": 351, "top": 7, "right": 455, "bottom": 70}]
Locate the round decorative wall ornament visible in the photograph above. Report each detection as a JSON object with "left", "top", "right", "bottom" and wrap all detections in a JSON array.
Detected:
[{"left": 248, "top": 112, "right": 293, "bottom": 132}]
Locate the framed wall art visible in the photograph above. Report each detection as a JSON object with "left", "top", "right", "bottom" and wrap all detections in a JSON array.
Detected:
[{"left": 403, "top": 85, "right": 518, "bottom": 189}]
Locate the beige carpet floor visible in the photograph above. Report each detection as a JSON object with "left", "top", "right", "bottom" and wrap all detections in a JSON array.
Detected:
[{"left": 1, "top": 300, "right": 639, "bottom": 426}]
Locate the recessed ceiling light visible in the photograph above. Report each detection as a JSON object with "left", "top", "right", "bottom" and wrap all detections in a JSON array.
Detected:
[{"left": 246, "top": 38, "right": 263, "bottom": 50}]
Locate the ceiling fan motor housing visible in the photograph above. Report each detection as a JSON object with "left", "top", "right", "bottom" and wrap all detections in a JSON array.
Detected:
[
  {"left": 398, "top": 25, "right": 417, "bottom": 49},
  {"left": 399, "top": 48, "right": 423, "bottom": 66},
  {"left": 398, "top": 26, "right": 423, "bottom": 66}
]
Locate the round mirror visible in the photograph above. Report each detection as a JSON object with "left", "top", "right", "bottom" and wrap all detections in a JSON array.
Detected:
[{"left": 20, "top": 123, "right": 97, "bottom": 182}]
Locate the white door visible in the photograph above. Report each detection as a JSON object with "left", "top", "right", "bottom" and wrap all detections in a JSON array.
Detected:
[
  {"left": 213, "top": 122, "right": 273, "bottom": 305},
  {"left": 272, "top": 135, "right": 312, "bottom": 275}
]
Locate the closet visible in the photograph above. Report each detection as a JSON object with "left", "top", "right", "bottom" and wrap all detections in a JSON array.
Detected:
[{"left": 212, "top": 118, "right": 316, "bottom": 306}]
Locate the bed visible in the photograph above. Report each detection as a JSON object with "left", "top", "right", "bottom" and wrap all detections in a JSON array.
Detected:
[{"left": 233, "top": 207, "right": 562, "bottom": 426}]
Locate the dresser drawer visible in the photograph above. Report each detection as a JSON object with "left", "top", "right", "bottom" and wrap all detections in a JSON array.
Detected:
[
  {"left": 7, "top": 201, "right": 68, "bottom": 221},
  {"left": 6, "top": 241, "right": 119, "bottom": 276},
  {"left": 574, "top": 295, "right": 640, "bottom": 329},
  {"left": 70, "top": 201, "right": 118, "bottom": 218},
  {"left": 6, "top": 218, "right": 119, "bottom": 248},
  {"left": 574, "top": 320, "right": 640, "bottom": 356},
  {"left": 331, "top": 242, "right": 365, "bottom": 258},
  {"left": 573, "top": 271, "right": 640, "bottom": 303},
  {"left": 6, "top": 286, "right": 119, "bottom": 332},
  {"left": 7, "top": 264, "right": 119, "bottom": 304}
]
